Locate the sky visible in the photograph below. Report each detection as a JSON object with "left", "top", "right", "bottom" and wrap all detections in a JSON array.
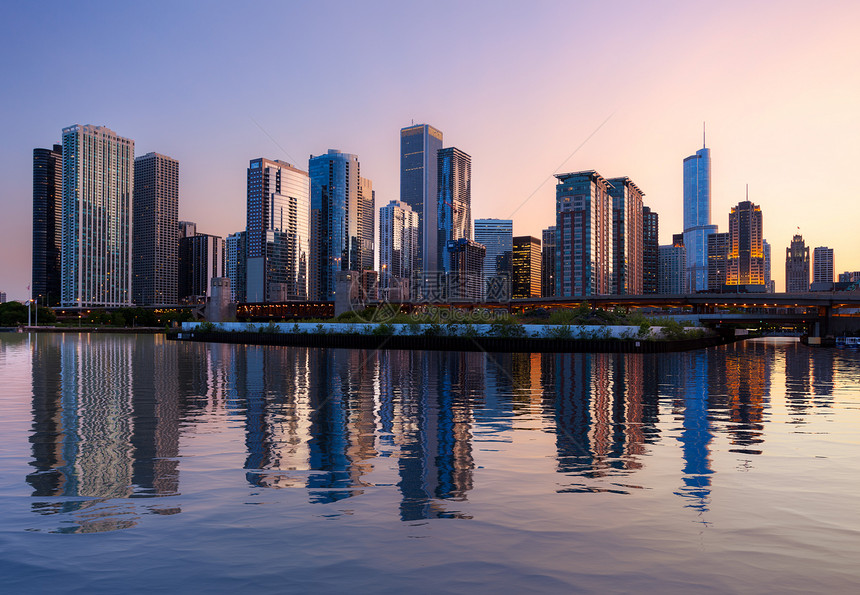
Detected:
[{"left": 1, "top": 0, "right": 859, "bottom": 301}]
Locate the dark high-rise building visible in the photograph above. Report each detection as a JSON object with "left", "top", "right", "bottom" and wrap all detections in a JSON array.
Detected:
[
  {"left": 512, "top": 236, "right": 541, "bottom": 299},
  {"left": 659, "top": 242, "right": 686, "bottom": 294},
  {"left": 436, "top": 147, "right": 471, "bottom": 273},
  {"left": 707, "top": 232, "right": 730, "bottom": 291},
  {"left": 133, "top": 152, "right": 179, "bottom": 305},
  {"left": 400, "top": 124, "right": 443, "bottom": 274},
  {"left": 727, "top": 200, "right": 764, "bottom": 287},
  {"left": 642, "top": 207, "right": 658, "bottom": 294},
  {"left": 379, "top": 200, "right": 418, "bottom": 293},
  {"left": 309, "top": 150, "right": 361, "bottom": 300},
  {"left": 446, "top": 238, "right": 485, "bottom": 301},
  {"left": 785, "top": 234, "right": 810, "bottom": 292},
  {"left": 555, "top": 170, "right": 613, "bottom": 297},
  {"left": 541, "top": 226, "right": 556, "bottom": 298},
  {"left": 179, "top": 233, "right": 224, "bottom": 303},
  {"left": 607, "top": 177, "right": 644, "bottom": 295},
  {"left": 246, "top": 158, "right": 310, "bottom": 303},
  {"left": 32, "top": 144, "right": 63, "bottom": 306}
]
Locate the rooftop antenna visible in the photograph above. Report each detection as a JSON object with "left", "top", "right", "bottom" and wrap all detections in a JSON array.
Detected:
[
  {"left": 746, "top": 183, "right": 749, "bottom": 200},
  {"left": 703, "top": 121, "right": 706, "bottom": 148}
]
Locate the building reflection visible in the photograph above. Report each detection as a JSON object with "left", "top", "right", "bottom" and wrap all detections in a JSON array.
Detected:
[
  {"left": 27, "top": 334, "right": 183, "bottom": 532},
  {"left": 549, "top": 353, "right": 660, "bottom": 493}
]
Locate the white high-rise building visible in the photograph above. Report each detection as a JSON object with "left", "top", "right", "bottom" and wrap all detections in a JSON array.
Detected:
[
  {"left": 813, "top": 246, "right": 834, "bottom": 289},
  {"left": 61, "top": 125, "right": 134, "bottom": 307}
]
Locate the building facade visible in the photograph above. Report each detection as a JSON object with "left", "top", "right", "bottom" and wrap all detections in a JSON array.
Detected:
[
  {"left": 309, "top": 150, "right": 363, "bottom": 301},
  {"left": 226, "top": 231, "right": 246, "bottom": 302},
  {"left": 32, "top": 144, "right": 63, "bottom": 306},
  {"left": 555, "top": 170, "right": 613, "bottom": 297},
  {"left": 446, "top": 238, "right": 485, "bottom": 301},
  {"left": 607, "top": 177, "right": 643, "bottom": 295},
  {"left": 379, "top": 200, "right": 419, "bottom": 293},
  {"left": 812, "top": 246, "right": 834, "bottom": 287},
  {"left": 541, "top": 226, "right": 557, "bottom": 298},
  {"left": 474, "top": 219, "right": 512, "bottom": 299},
  {"left": 642, "top": 207, "right": 658, "bottom": 294},
  {"left": 785, "top": 234, "right": 810, "bottom": 292},
  {"left": 683, "top": 144, "right": 717, "bottom": 292},
  {"left": 707, "top": 232, "right": 730, "bottom": 291},
  {"left": 764, "top": 240, "right": 774, "bottom": 293},
  {"left": 400, "top": 124, "right": 443, "bottom": 274},
  {"left": 659, "top": 242, "right": 686, "bottom": 294},
  {"left": 179, "top": 233, "right": 224, "bottom": 302},
  {"left": 512, "top": 236, "right": 541, "bottom": 299},
  {"left": 436, "top": 147, "right": 472, "bottom": 273},
  {"left": 132, "top": 152, "right": 179, "bottom": 305},
  {"left": 727, "top": 200, "right": 764, "bottom": 287},
  {"left": 61, "top": 125, "right": 134, "bottom": 307},
  {"left": 358, "top": 176, "right": 375, "bottom": 273},
  {"left": 246, "top": 158, "right": 311, "bottom": 303}
]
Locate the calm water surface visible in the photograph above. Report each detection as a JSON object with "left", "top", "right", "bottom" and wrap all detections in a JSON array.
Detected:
[{"left": 1, "top": 333, "right": 859, "bottom": 593}]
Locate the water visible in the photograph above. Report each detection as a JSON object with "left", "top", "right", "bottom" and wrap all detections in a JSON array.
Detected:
[{"left": 1, "top": 333, "right": 859, "bottom": 593}]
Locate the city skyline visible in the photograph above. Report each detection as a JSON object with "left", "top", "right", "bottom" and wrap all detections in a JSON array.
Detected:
[{"left": 2, "top": 2, "right": 860, "bottom": 300}]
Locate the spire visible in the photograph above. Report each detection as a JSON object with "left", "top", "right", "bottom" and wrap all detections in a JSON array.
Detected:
[
  {"left": 703, "top": 121, "right": 706, "bottom": 149},
  {"left": 746, "top": 183, "right": 748, "bottom": 201}
]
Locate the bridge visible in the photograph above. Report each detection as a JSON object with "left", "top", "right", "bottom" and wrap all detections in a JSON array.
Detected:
[{"left": 233, "top": 291, "right": 860, "bottom": 338}]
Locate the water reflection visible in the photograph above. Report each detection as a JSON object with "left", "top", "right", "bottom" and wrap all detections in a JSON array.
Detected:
[
  {"left": 27, "top": 334, "right": 184, "bottom": 532},
  {"left": 21, "top": 334, "right": 854, "bottom": 532}
]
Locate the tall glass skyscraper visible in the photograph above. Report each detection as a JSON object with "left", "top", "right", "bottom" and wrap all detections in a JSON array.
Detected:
[
  {"left": 61, "top": 125, "right": 134, "bottom": 307},
  {"left": 436, "top": 147, "right": 472, "bottom": 272},
  {"left": 642, "top": 207, "right": 659, "bottom": 294},
  {"left": 541, "top": 226, "right": 556, "bottom": 297},
  {"left": 309, "top": 150, "right": 361, "bottom": 300},
  {"left": 133, "top": 152, "right": 179, "bottom": 305},
  {"left": 32, "top": 144, "right": 63, "bottom": 306},
  {"left": 727, "top": 200, "right": 764, "bottom": 286},
  {"left": 683, "top": 142, "right": 717, "bottom": 293},
  {"left": 226, "top": 231, "right": 246, "bottom": 302},
  {"left": 400, "top": 124, "right": 443, "bottom": 274},
  {"left": 607, "top": 176, "right": 644, "bottom": 295},
  {"left": 246, "top": 158, "right": 310, "bottom": 303}
]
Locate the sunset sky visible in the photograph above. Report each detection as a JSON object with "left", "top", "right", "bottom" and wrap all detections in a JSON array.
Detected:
[{"left": 1, "top": 0, "right": 858, "bottom": 300}]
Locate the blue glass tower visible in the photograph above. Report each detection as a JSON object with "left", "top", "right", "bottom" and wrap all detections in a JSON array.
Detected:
[
  {"left": 400, "top": 124, "right": 443, "bottom": 274},
  {"left": 682, "top": 140, "right": 717, "bottom": 293},
  {"left": 437, "top": 147, "right": 472, "bottom": 272}
]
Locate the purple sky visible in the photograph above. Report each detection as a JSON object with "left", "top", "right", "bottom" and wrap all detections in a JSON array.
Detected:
[{"left": 2, "top": 1, "right": 858, "bottom": 300}]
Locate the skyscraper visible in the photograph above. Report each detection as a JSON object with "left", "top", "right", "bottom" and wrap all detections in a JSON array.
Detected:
[
  {"left": 555, "top": 170, "right": 613, "bottom": 297},
  {"left": 226, "top": 231, "right": 247, "bottom": 302},
  {"left": 474, "top": 219, "right": 512, "bottom": 299},
  {"left": 763, "top": 240, "right": 774, "bottom": 293},
  {"left": 436, "top": 147, "right": 471, "bottom": 273},
  {"left": 61, "top": 125, "right": 134, "bottom": 307},
  {"left": 785, "top": 234, "right": 810, "bottom": 292},
  {"left": 379, "top": 200, "right": 419, "bottom": 292},
  {"left": 642, "top": 207, "right": 658, "bottom": 294},
  {"left": 541, "top": 226, "right": 556, "bottom": 298},
  {"left": 812, "top": 246, "right": 834, "bottom": 289},
  {"left": 607, "top": 177, "right": 644, "bottom": 295},
  {"left": 309, "top": 150, "right": 361, "bottom": 300},
  {"left": 133, "top": 152, "right": 179, "bottom": 305},
  {"left": 32, "top": 144, "right": 63, "bottom": 306},
  {"left": 246, "top": 158, "right": 310, "bottom": 303},
  {"left": 707, "top": 232, "right": 730, "bottom": 291},
  {"left": 358, "top": 176, "right": 375, "bottom": 272},
  {"left": 400, "top": 124, "right": 443, "bottom": 274},
  {"left": 512, "top": 236, "right": 541, "bottom": 299},
  {"left": 179, "top": 233, "right": 224, "bottom": 302},
  {"left": 727, "top": 199, "right": 764, "bottom": 287},
  {"left": 446, "top": 238, "right": 485, "bottom": 301},
  {"left": 659, "top": 241, "right": 686, "bottom": 294},
  {"left": 683, "top": 139, "right": 717, "bottom": 292}
]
